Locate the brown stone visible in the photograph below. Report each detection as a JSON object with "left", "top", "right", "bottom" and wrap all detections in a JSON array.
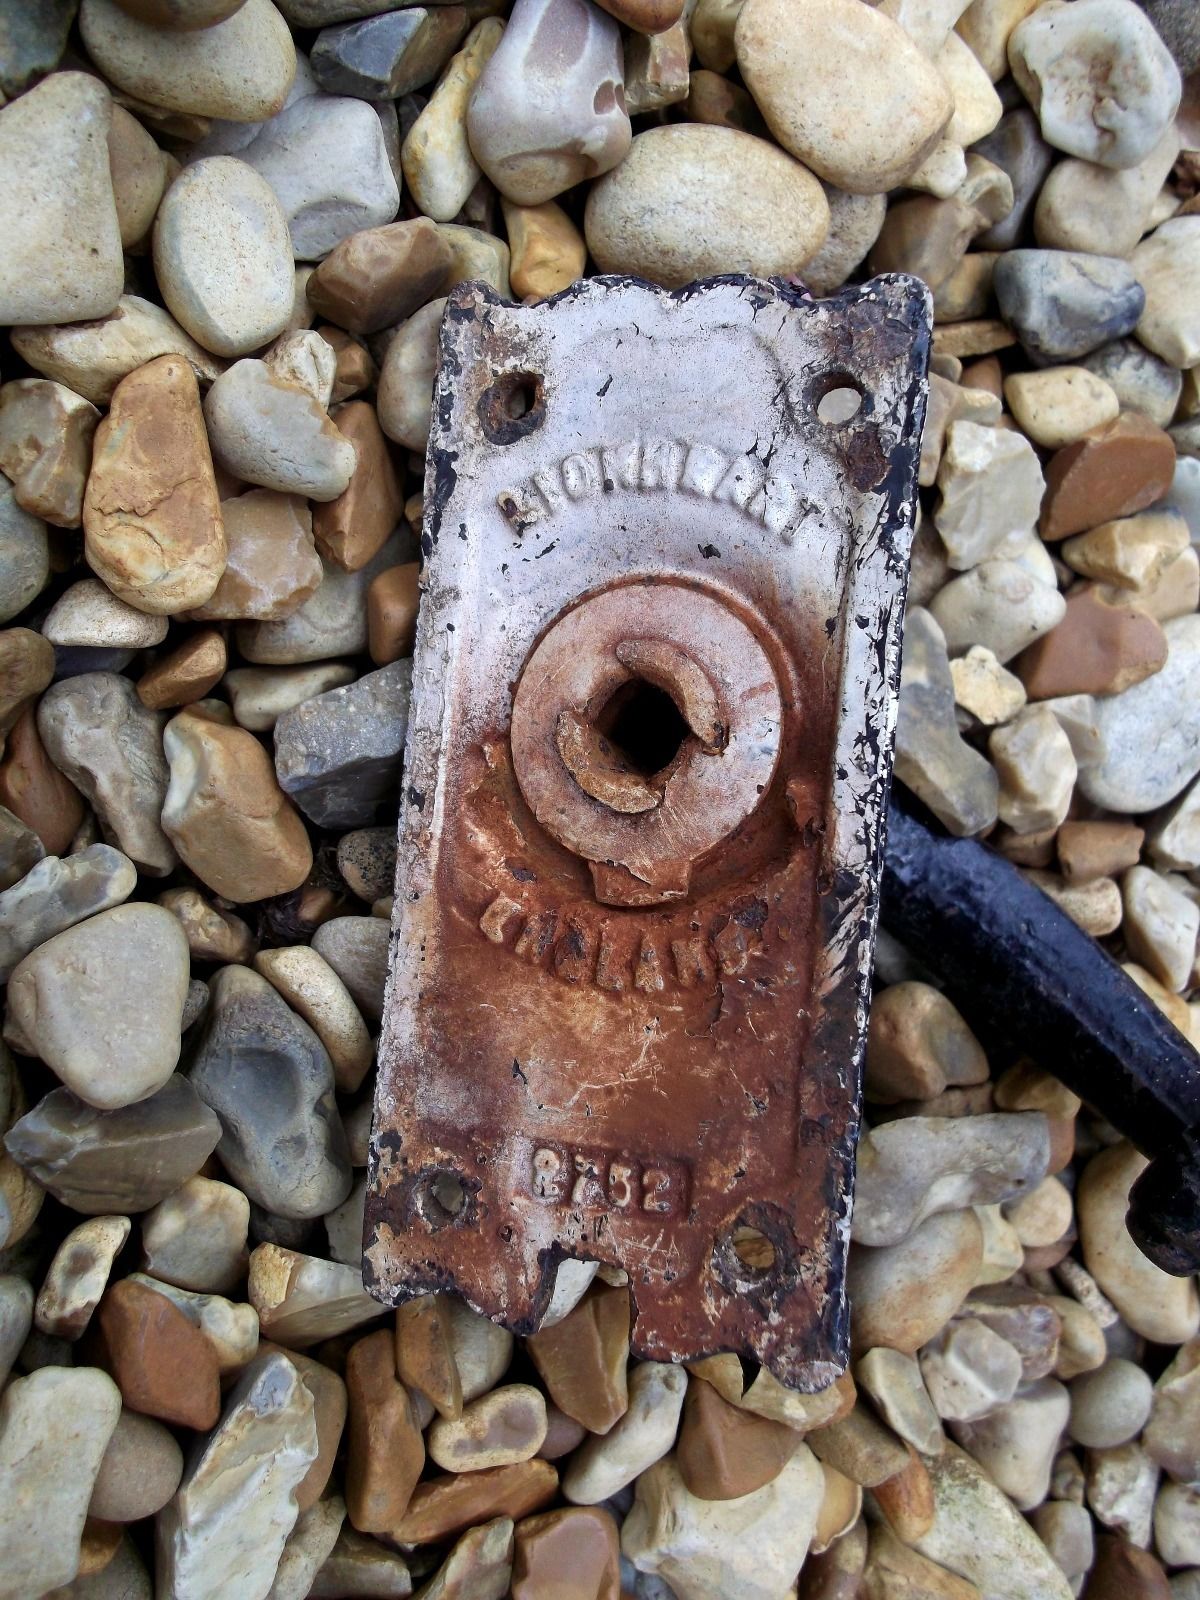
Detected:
[
  {"left": 0, "top": 628, "right": 54, "bottom": 739},
  {"left": 932, "top": 320, "right": 1016, "bottom": 359},
  {"left": 77, "top": 1516, "right": 124, "bottom": 1577},
  {"left": 539, "top": 1404, "right": 587, "bottom": 1459},
  {"left": 593, "top": 0, "right": 684, "bottom": 30},
  {"left": 511, "top": 1506, "right": 621, "bottom": 1600},
  {"left": 676, "top": 1375, "right": 801, "bottom": 1500},
  {"left": 0, "top": 705, "right": 84, "bottom": 855},
  {"left": 161, "top": 709, "right": 313, "bottom": 903},
  {"left": 158, "top": 886, "right": 256, "bottom": 963},
  {"left": 318, "top": 326, "right": 378, "bottom": 404},
  {"left": 864, "top": 1523, "right": 981, "bottom": 1600},
  {"left": 806, "top": 1400, "right": 911, "bottom": 1488},
  {"left": 83, "top": 354, "right": 226, "bottom": 614},
  {"left": 136, "top": 629, "right": 227, "bottom": 710},
  {"left": 395, "top": 1293, "right": 463, "bottom": 1420},
  {"left": 0, "top": 378, "right": 100, "bottom": 528},
  {"left": 190, "top": 489, "right": 321, "bottom": 622},
  {"left": 869, "top": 197, "right": 985, "bottom": 295},
  {"left": 1082, "top": 1534, "right": 1171, "bottom": 1600},
  {"left": 1057, "top": 820, "right": 1145, "bottom": 884},
  {"left": 871, "top": 1447, "right": 936, "bottom": 1543},
  {"left": 389, "top": 1460, "right": 559, "bottom": 1544},
  {"left": 259, "top": 1342, "right": 348, "bottom": 1512},
  {"left": 526, "top": 1284, "right": 630, "bottom": 1436},
  {"left": 865, "top": 981, "right": 988, "bottom": 1105},
  {"left": 1016, "top": 586, "right": 1168, "bottom": 699},
  {"left": 959, "top": 356, "right": 1004, "bottom": 401},
  {"left": 94, "top": 1278, "right": 221, "bottom": 1431},
  {"left": 1040, "top": 414, "right": 1177, "bottom": 541},
  {"left": 344, "top": 1328, "right": 425, "bottom": 1534},
  {"left": 368, "top": 560, "right": 420, "bottom": 666},
  {"left": 312, "top": 403, "right": 405, "bottom": 573},
  {"left": 685, "top": 69, "right": 769, "bottom": 135},
  {"left": 306, "top": 218, "right": 454, "bottom": 336},
  {"left": 797, "top": 1517, "right": 868, "bottom": 1600}
]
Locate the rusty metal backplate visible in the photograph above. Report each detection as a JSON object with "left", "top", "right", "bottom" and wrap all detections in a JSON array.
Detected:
[{"left": 366, "top": 273, "right": 931, "bottom": 1389}]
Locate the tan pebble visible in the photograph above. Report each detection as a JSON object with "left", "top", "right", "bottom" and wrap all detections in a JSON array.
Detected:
[
  {"left": 807, "top": 1398, "right": 912, "bottom": 1488},
  {"left": 367, "top": 560, "right": 420, "bottom": 666},
  {"left": 203, "top": 359, "right": 357, "bottom": 502},
  {"left": 89, "top": 1408, "right": 183, "bottom": 1523},
  {"left": 585, "top": 125, "right": 830, "bottom": 288},
  {"left": 161, "top": 708, "right": 312, "bottom": 903},
  {"left": 989, "top": 706, "right": 1077, "bottom": 833},
  {"left": 1143, "top": 1336, "right": 1200, "bottom": 1482},
  {"left": 402, "top": 20, "right": 505, "bottom": 223},
  {"left": 254, "top": 944, "right": 374, "bottom": 1093},
  {"left": 43, "top": 580, "right": 168, "bottom": 650},
  {"left": 439, "top": 224, "right": 511, "bottom": 297},
  {"left": 847, "top": 1209, "right": 984, "bottom": 1356},
  {"left": 1004, "top": 1174, "right": 1073, "bottom": 1248},
  {"left": 735, "top": 0, "right": 953, "bottom": 193},
  {"left": 136, "top": 628, "right": 226, "bottom": 710},
  {"left": 428, "top": 1383, "right": 548, "bottom": 1473},
  {"left": 502, "top": 198, "right": 587, "bottom": 300},
  {"left": 377, "top": 298, "right": 446, "bottom": 452},
  {"left": 810, "top": 1460, "right": 862, "bottom": 1552},
  {"left": 511, "top": 1505, "right": 620, "bottom": 1600},
  {"left": 83, "top": 355, "right": 225, "bottom": 615},
  {"left": 34, "top": 1214, "right": 131, "bottom": 1339},
  {"left": 950, "top": 645, "right": 1027, "bottom": 726},
  {"left": 871, "top": 1447, "right": 936, "bottom": 1543},
  {"left": 1095, "top": 546, "right": 1200, "bottom": 624},
  {"left": 865, "top": 980, "right": 988, "bottom": 1105},
  {"left": 526, "top": 1283, "right": 630, "bottom": 1435},
  {"left": 0, "top": 628, "right": 54, "bottom": 739},
  {"left": 248, "top": 1244, "right": 380, "bottom": 1348},
  {"left": 1004, "top": 366, "right": 1120, "bottom": 449},
  {"left": 1016, "top": 586, "right": 1168, "bottom": 700},
  {"left": 676, "top": 1374, "right": 802, "bottom": 1500},
  {"left": 395, "top": 1293, "right": 463, "bottom": 1420},
  {"left": 312, "top": 402, "right": 405, "bottom": 573},
  {"left": 191, "top": 489, "right": 321, "bottom": 623},
  {"left": 865, "top": 1521, "right": 981, "bottom": 1600},
  {"left": 108, "top": 103, "right": 169, "bottom": 251},
  {"left": 685, "top": 67, "right": 768, "bottom": 135},
  {"left": 854, "top": 1347, "right": 944, "bottom": 1456},
  {"left": 1122, "top": 863, "right": 1199, "bottom": 993},
  {"left": 157, "top": 886, "right": 255, "bottom": 963},
  {"left": 623, "top": 19, "right": 690, "bottom": 115},
  {"left": 0, "top": 378, "right": 99, "bottom": 529},
  {"left": 932, "top": 318, "right": 1016, "bottom": 358},
  {"left": 140, "top": 1175, "right": 249, "bottom": 1294},
  {"left": 1061, "top": 510, "right": 1189, "bottom": 591},
  {"left": 870, "top": 195, "right": 985, "bottom": 294},
  {"left": 1057, "top": 820, "right": 1144, "bottom": 885},
  {"left": 307, "top": 218, "right": 453, "bottom": 337},
  {"left": 319, "top": 325, "right": 377, "bottom": 404},
  {"left": 344, "top": 1327, "right": 425, "bottom": 1533},
  {"left": 1025, "top": 869, "right": 1123, "bottom": 937}
]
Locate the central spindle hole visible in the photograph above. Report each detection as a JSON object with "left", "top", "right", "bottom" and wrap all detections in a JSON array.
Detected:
[{"left": 594, "top": 678, "right": 690, "bottom": 781}]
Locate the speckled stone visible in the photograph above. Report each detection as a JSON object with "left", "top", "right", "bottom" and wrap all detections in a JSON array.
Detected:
[{"left": 274, "top": 659, "right": 411, "bottom": 829}]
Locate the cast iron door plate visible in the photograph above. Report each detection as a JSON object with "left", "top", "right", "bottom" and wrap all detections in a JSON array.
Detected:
[{"left": 366, "top": 272, "right": 931, "bottom": 1389}]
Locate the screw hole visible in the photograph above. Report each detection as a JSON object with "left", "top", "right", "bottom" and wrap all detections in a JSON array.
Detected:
[
  {"left": 595, "top": 678, "right": 691, "bottom": 781},
  {"left": 416, "top": 1168, "right": 469, "bottom": 1230},
  {"left": 811, "top": 371, "right": 866, "bottom": 425},
  {"left": 478, "top": 371, "right": 545, "bottom": 445}
]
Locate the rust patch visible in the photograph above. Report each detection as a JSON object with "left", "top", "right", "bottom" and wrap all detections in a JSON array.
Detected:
[{"left": 366, "top": 273, "right": 931, "bottom": 1389}]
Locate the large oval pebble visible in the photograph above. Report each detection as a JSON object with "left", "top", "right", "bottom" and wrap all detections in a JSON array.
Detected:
[
  {"left": 585, "top": 125, "right": 829, "bottom": 288},
  {"left": 153, "top": 158, "right": 295, "bottom": 358}
]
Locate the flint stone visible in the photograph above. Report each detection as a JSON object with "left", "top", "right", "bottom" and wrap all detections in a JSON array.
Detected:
[
  {"left": 0, "top": 843, "right": 135, "bottom": 982},
  {"left": 311, "top": 7, "right": 468, "bottom": 98},
  {"left": 156, "top": 1353, "right": 319, "bottom": 1600},
  {"left": 0, "top": 0, "right": 77, "bottom": 98},
  {"left": 190, "top": 965, "right": 352, "bottom": 1221},
  {"left": 274, "top": 659, "right": 411, "bottom": 828},
  {"left": 0, "top": 480, "right": 49, "bottom": 624},
  {"left": 993, "top": 250, "right": 1146, "bottom": 362},
  {"left": 2, "top": 1074, "right": 221, "bottom": 1214},
  {"left": 37, "top": 673, "right": 174, "bottom": 876}
]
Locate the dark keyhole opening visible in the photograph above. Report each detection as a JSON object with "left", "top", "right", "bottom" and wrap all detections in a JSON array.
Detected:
[{"left": 596, "top": 678, "right": 690, "bottom": 780}]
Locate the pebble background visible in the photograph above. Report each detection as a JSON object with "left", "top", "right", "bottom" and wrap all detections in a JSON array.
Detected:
[{"left": 0, "top": 0, "right": 1198, "bottom": 1596}]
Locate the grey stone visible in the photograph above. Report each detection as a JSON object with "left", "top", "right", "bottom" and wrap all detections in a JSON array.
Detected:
[
  {"left": 0, "top": 477, "right": 48, "bottom": 624},
  {"left": 1135, "top": 0, "right": 1200, "bottom": 72},
  {"left": 52, "top": 645, "right": 138, "bottom": 680},
  {"left": 337, "top": 827, "right": 397, "bottom": 902},
  {"left": 1078, "top": 614, "right": 1200, "bottom": 812},
  {"left": 182, "top": 978, "right": 209, "bottom": 1033},
  {"left": 279, "top": 0, "right": 415, "bottom": 19},
  {"left": 993, "top": 249, "right": 1146, "bottom": 363},
  {"left": 0, "top": 1273, "right": 32, "bottom": 1387},
  {"left": 0, "top": 843, "right": 135, "bottom": 982},
  {"left": 189, "top": 965, "right": 352, "bottom": 1221},
  {"left": 268, "top": 1494, "right": 347, "bottom": 1600},
  {"left": 2, "top": 1075, "right": 221, "bottom": 1214},
  {"left": 0, "top": 804, "right": 44, "bottom": 892},
  {"left": 36, "top": 672, "right": 175, "bottom": 877},
  {"left": 89, "top": 1409, "right": 184, "bottom": 1523},
  {"left": 311, "top": 915, "right": 389, "bottom": 1023},
  {"left": 274, "top": 660, "right": 411, "bottom": 829},
  {"left": 311, "top": 8, "right": 468, "bottom": 99},
  {"left": 1162, "top": 456, "right": 1200, "bottom": 540},
  {"left": 238, "top": 532, "right": 411, "bottom": 665},
  {"left": 1079, "top": 338, "right": 1184, "bottom": 428},
  {"left": 249, "top": 1204, "right": 321, "bottom": 1254},
  {"left": 0, "top": 0, "right": 77, "bottom": 98},
  {"left": 52, "top": 1535, "right": 152, "bottom": 1597},
  {"left": 894, "top": 607, "right": 999, "bottom": 838},
  {"left": 974, "top": 110, "right": 1055, "bottom": 252}
]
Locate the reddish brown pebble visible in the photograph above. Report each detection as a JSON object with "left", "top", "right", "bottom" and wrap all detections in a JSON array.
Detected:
[
  {"left": 676, "top": 1375, "right": 801, "bottom": 1500},
  {"left": 1083, "top": 1534, "right": 1171, "bottom": 1600},
  {"left": 94, "top": 1278, "right": 221, "bottom": 1431},
  {"left": 526, "top": 1284, "right": 630, "bottom": 1435},
  {"left": 1040, "top": 414, "right": 1177, "bottom": 541},
  {"left": 317, "top": 326, "right": 378, "bottom": 403},
  {"left": 390, "top": 1460, "right": 559, "bottom": 1545},
  {"left": 1016, "top": 586, "right": 1168, "bottom": 699},
  {"left": 0, "top": 704, "right": 84, "bottom": 855},
  {"left": 312, "top": 402, "right": 405, "bottom": 573},
  {"left": 306, "top": 218, "right": 454, "bottom": 335},
  {"left": 367, "top": 561, "right": 420, "bottom": 665},
  {"left": 511, "top": 1506, "right": 621, "bottom": 1600},
  {"left": 871, "top": 1447, "right": 936, "bottom": 1542},
  {"left": 1057, "top": 820, "right": 1145, "bottom": 884},
  {"left": 344, "top": 1328, "right": 425, "bottom": 1534},
  {"left": 394, "top": 1294, "right": 463, "bottom": 1420},
  {"left": 136, "top": 629, "right": 227, "bottom": 710}
]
